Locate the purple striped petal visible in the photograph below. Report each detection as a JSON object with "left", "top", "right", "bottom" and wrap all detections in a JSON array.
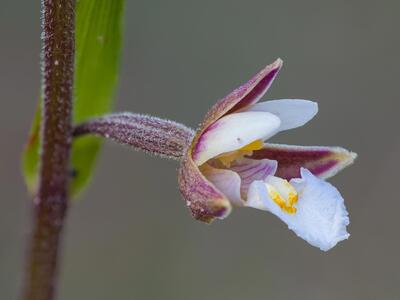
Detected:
[
  {"left": 201, "top": 59, "right": 282, "bottom": 129},
  {"left": 191, "top": 59, "right": 282, "bottom": 165},
  {"left": 230, "top": 158, "right": 277, "bottom": 198},
  {"left": 250, "top": 143, "right": 357, "bottom": 180},
  {"left": 201, "top": 158, "right": 277, "bottom": 205}
]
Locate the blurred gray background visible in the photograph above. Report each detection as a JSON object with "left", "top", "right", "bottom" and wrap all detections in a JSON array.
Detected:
[{"left": 1, "top": 0, "right": 399, "bottom": 299}]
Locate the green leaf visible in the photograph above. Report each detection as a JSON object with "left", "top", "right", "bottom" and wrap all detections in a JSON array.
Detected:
[
  {"left": 22, "top": 101, "right": 41, "bottom": 195},
  {"left": 22, "top": 0, "right": 126, "bottom": 197},
  {"left": 71, "top": 0, "right": 125, "bottom": 195}
]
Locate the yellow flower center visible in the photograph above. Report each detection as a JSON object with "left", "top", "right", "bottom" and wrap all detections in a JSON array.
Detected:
[
  {"left": 217, "top": 139, "right": 264, "bottom": 167},
  {"left": 265, "top": 176, "right": 299, "bottom": 214}
]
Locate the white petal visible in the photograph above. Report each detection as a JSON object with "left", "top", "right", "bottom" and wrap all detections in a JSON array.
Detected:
[
  {"left": 246, "top": 180, "right": 270, "bottom": 211},
  {"left": 246, "top": 168, "right": 349, "bottom": 251},
  {"left": 245, "top": 99, "right": 318, "bottom": 131},
  {"left": 201, "top": 164, "right": 244, "bottom": 206},
  {"left": 194, "top": 112, "right": 281, "bottom": 165}
]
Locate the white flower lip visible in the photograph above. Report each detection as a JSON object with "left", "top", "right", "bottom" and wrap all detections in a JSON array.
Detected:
[{"left": 246, "top": 168, "right": 350, "bottom": 251}]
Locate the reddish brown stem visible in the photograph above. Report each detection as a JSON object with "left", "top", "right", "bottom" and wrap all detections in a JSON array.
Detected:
[
  {"left": 74, "top": 113, "right": 195, "bottom": 160},
  {"left": 22, "top": 1, "right": 75, "bottom": 299}
]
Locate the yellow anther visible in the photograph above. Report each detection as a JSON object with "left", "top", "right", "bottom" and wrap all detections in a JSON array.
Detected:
[{"left": 266, "top": 177, "right": 299, "bottom": 214}]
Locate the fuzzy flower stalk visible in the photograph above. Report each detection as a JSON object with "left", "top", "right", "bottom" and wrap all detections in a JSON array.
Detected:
[{"left": 75, "top": 59, "right": 357, "bottom": 251}]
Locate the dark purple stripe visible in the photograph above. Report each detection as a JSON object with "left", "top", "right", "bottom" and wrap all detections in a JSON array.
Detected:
[
  {"left": 251, "top": 147, "right": 334, "bottom": 180},
  {"left": 228, "top": 68, "right": 279, "bottom": 113}
]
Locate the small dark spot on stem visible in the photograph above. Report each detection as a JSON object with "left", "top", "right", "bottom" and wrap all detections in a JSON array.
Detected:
[{"left": 69, "top": 169, "right": 78, "bottom": 178}]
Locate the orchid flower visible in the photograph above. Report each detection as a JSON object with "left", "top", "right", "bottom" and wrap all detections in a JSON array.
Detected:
[
  {"left": 75, "top": 58, "right": 356, "bottom": 251},
  {"left": 178, "top": 59, "right": 356, "bottom": 251}
]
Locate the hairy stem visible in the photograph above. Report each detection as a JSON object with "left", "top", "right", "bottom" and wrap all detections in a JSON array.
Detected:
[
  {"left": 74, "top": 113, "right": 195, "bottom": 160},
  {"left": 22, "top": 1, "right": 75, "bottom": 299}
]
